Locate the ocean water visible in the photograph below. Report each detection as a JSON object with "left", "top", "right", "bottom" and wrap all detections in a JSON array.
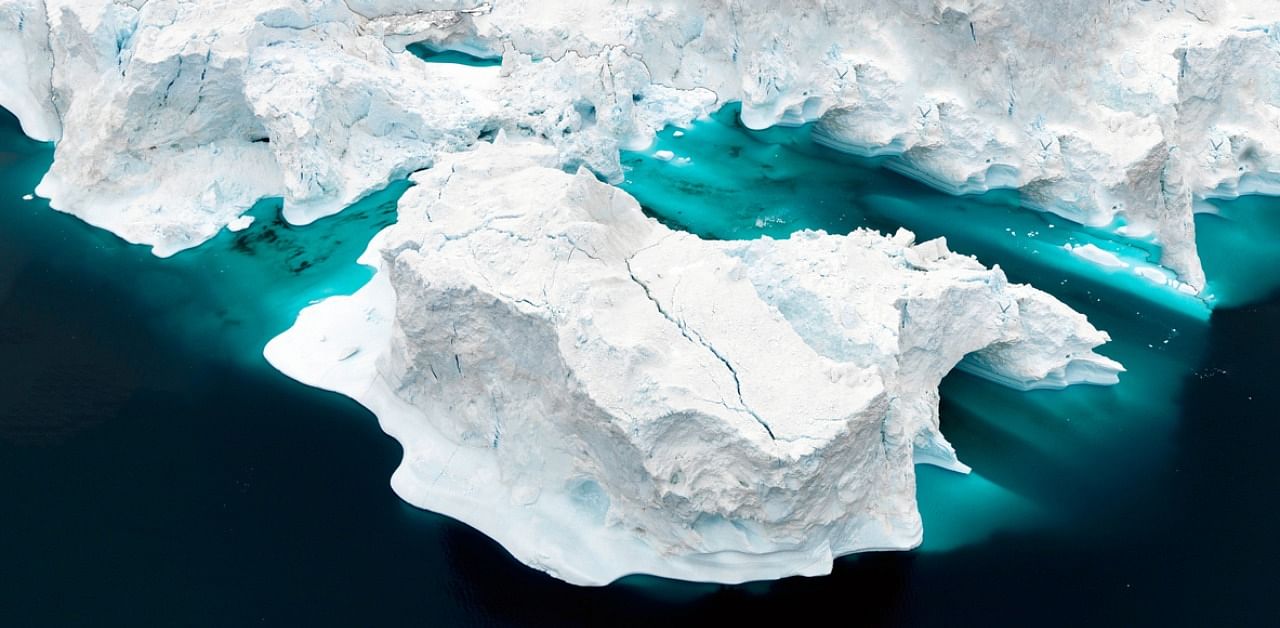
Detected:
[
  {"left": 406, "top": 43, "right": 502, "bottom": 67},
  {"left": 1197, "top": 194, "right": 1280, "bottom": 307},
  {"left": 2, "top": 102, "right": 1278, "bottom": 626}
]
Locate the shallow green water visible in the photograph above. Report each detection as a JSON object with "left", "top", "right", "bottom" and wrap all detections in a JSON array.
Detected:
[{"left": 1197, "top": 194, "right": 1280, "bottom": 307}]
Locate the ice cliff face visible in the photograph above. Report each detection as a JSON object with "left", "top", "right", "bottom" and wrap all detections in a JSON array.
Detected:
[
  {"left": 0, "top": 0, "right": 712, "bottom": 255},
  {"left": 265, "top": 140, "right": 1120, "bottom": 584},
  {"left": 4, "top": 0, "right": 1279, "bottom": 282}
]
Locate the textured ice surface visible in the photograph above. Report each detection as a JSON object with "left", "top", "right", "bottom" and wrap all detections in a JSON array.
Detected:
[
  {"left": 266, "top": 141, "right": 1120, "bottom": 584},
  {"left": 3, "top": 0, "right": 1279, "bottom": 282},
  {"left": 619, "top": 105, "right": 1211, "bottom": 320}
]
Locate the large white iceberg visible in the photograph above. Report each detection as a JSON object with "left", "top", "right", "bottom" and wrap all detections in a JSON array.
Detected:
[
  {"left": 265, "top": 140, "right": 1120, "bottom": 584},
  {"left": 0, "top": 0, "right": 712, "bottom": 255},
  {"left": 3, "top": 0, "right": 1279, "bottom": 283}
]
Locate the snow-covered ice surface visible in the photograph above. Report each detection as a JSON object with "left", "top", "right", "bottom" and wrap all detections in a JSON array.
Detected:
[
  {"left": 267, "top": 141, "right": 1120, "bottom": 584},
  {"left": 0, "top": 0, "right": 714, "bottom": 255},
  {"left": 5, "top": 0, "right": 1275, "bottom": 584},
  {"left": 3, "top": 1, "right": 1279, "bottom": 278}
]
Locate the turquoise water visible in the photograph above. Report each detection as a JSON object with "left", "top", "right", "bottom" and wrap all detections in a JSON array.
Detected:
[
  {"left": 3, "top": 100, "right": 1279, "bottom": 625},
  {"left": 1197, "top": 194, "right": 1280, "bottom": 307},
  {"left": 623, "top": 105, "right": 1206, "bottom": 319},
  {"left": 406, "top": 43, "right": 502, "bottom": 67},
  {"left": 0, "top": 137, "right": 407, "bottom": 367},
  {"left": 161, "top": 183, "right": 409, "bottom": 355}
]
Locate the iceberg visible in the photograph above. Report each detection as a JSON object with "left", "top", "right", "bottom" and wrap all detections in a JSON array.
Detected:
[
  {"left": 266, "top": 140, "right": 1120, "bottom": 584},
  {"left": 0, "top": 0, "right": 714, "bottom": 255}
]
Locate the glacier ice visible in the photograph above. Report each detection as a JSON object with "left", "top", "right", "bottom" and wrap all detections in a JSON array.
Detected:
[
  {"left": 265, "top": 140, "right": 1120, "bottom": 584},
  {"left": 3, "top": 0, "right": 1279, "bottom": 283},
  {"left": 0, "top": 0, "right": 713, "bottom": 255}
]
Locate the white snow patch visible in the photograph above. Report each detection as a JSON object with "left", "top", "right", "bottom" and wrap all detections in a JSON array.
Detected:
[{"left": 227, "top": 216, "right": 255, "bottom": 232}]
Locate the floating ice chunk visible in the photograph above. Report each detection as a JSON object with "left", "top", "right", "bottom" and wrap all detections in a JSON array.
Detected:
[
  {"left": 227, "top": 216, "right": 255, "bottom": 232},
  {"left": 10, "top": 0, "right": 1280, "bottom": 292},
  {"left": 654, "top": 149, "right": 675, "bottom": 161},
  {"left": 1065, "top": 243, "right": 1129, "bottom": 269},
  {"left": 268, "top": 143, "right": 1123, "bottom": 585}
]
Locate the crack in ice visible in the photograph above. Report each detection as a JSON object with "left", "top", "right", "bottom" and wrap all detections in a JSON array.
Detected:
[{"left": 624, "top": 256, "right": 776, "bottom": 441}]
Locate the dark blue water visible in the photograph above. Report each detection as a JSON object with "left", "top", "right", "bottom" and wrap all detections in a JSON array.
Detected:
[{"left": 2, "top": 103, "right": 1278, "bottom": 626}]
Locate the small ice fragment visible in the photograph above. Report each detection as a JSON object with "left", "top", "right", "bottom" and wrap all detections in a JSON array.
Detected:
[
  {"left": 654, "top": 150, "right": 675, "bottom": 161},
  {"left": 228, "top": 215, "right": 255, "bottom": 232},
  {"left": 1134, "top": 266, "right": 1170, "bottom": 285},
  {"left": 672, "top": 130, "right": 685, "bottom": 137},
  {"left": 1064, "top": 243, "right": 1128, "bottom": 269},
  {"left": 21, "top": 194, "right": 33, "bottom": 201}
]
